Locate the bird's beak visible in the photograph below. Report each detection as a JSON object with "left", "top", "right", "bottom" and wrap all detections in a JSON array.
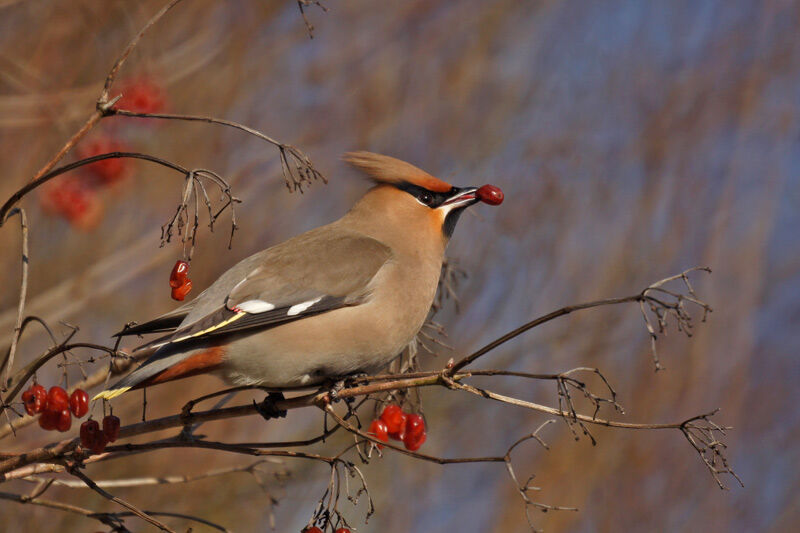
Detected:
[{"left": 439, "top": 187, "right": 479, "bottom": 213}]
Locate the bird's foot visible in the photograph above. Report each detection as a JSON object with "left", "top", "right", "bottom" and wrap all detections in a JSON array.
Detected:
[
  {"left": 328, "top": 373, "right": 367, "bottom": 403},
  {"left": 255, "top": 392, "right": 287, "bottom": 420}
]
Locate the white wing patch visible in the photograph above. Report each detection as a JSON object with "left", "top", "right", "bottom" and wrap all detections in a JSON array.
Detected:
[
  {"left": 287, "top": 297, "right": 322, "bottom": 316},
  {"left": 236, "top": 300, "right": 276, "bottom": 313}
]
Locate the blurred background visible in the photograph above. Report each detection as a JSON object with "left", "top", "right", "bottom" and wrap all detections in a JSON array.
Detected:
[{"left": 1, "top": 0, "right": 798, "bottom": 531}]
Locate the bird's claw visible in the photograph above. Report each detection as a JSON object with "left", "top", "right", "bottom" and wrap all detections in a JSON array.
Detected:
[
  {"left": 328, "top": 373, "right": 366, "bottom": 403},
  {"left": 255, "top": 392, "right": 287, "bottom": 420}
]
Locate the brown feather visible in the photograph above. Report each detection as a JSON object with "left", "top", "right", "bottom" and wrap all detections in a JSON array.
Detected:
[{"left": 343, "top": 151, "right": 452, "bottom": 192}]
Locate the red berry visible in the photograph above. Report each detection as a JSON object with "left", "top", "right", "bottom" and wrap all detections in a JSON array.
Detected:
[
  {"left": 403, "top": 413, "right": 427, "bottom": 451},
  {"left": 38, "top": 410, "right": 59, "bottom": 431},
  {"left": 380, "top": 405, "right": 407, "bottom": 440},
  {"left": 80, "top": 420, "right": 100, "bottom": 447},
  {"left": 76, "top": 138, "right": 129, "bottom": 184},
  {"left": 69, "top": 389, "right": 89, "bottom": 418},
  {"left": 303, "top": 528, "right": 323, "bottom": 533},
  {"left": 82, "top": 419, "right": 109, "bottom": 454},
  {"left": 102, "top": 415, "right": 121, "bottom": 442},
  {"left": 169, "top": 260, "right": 190, "bottom": 288},
  {"left": 56, "top": 408, "right": 72, "bottom": 432},
  {"left": 32, "top": 384, "right": 47, "bottom": 403},
  {"left": 476, "top": 184, "right": 504, "bottom": 206},
  {"left": 46, "top": 386, "right": 69, "bottom": 412},
  {"left": 80, "top": 419, "right": 109, "bottom": 453},
  {"left": 22, "top": 387, "right": 44, "bottom": 416},
  {"left": 91, "top": 434, "right": 108, "bottom": 454},
  {"left": 335, "top": 528, "right": 351, "bottom": 533},
  {"left": 39, "top": 178, "right": 103, "bottom": 230},
  {"left": 117, "top": 77, "right": 166, "bottom": 114},
  {"left": 170, "top": 279, "right": 193, "bottom": 301},
  {"left": 367, "top": 419, "right": 389, "bottom": 448}
]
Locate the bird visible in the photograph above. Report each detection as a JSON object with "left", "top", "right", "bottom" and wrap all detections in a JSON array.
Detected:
[{"left": 94, "top": 151, "right": 503, "bottom": 401}]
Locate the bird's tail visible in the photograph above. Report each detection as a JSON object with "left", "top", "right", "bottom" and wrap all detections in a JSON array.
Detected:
[{"left": 93, "top": 345, "right": 225, "bottom": 400}]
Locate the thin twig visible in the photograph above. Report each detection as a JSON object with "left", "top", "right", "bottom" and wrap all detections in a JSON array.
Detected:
[
  {"left": 1, "top": 208, "right": 28, "bottom": 391},
  {"left": 110, "top": 109, "right": 326, "bottom": 191},
  {"left": 69, "top": 468, "right": 177, "bottom": 533}
]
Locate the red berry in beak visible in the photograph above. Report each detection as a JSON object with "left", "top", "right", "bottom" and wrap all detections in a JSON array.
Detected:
[{"left": 476, "top": 184, "right": 504, "bottom": 206}]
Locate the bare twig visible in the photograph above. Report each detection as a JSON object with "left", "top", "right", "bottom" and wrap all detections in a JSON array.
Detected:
[
  {"left": 1, "top": 208, "right": 28, "bottom": 391},
  {"left": 450, "top": 267, "right": 712, "bottom": 373},
  {"left": 296, "top": 0, "right": 329, "bottom": 38},
  {"left": 69, "top": 468, "right": 177, "bottom": 532},
  {"left": 110, "top": 109, "right": 326, "bottom": 191},
  {"left": 502, "top": 420, "right": 579, "bottom": 532}
]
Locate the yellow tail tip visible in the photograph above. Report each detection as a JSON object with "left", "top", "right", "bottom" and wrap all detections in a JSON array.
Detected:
[{"left": 92, "top": 387, "right": 131, "bottom": 401}]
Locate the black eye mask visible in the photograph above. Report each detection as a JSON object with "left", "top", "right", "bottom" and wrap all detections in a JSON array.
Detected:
[{"left": 394, "top": 182, "right": 455, "bottom": 208}]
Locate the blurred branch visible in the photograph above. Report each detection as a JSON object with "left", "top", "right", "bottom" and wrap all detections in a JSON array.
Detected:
[
  {"left": 297, "top": 0, "right": 329, "bottom": 38},
  {"left": 1, "top": 486, "right": 233, "bottom": 532},
  {"left": 0, "top": 208, "right": 28, "bottom": 392},
  {"left": 99, "top": 0, "right": 186, "bottom": 105},
  {"left": 19, "top": 0, "right": 186, "bottom": 193},
  {"left": 23, "top": 459, "right": 279, "bottom": 489},
  {"left": 0, "top": 152, "right": 189, "bottom": 222},
  {"left": 2, "top": 0, "right": 323, "bottom": 226},
  {"left": 68, "top": 468, "right": 177, "bottom": 532}
]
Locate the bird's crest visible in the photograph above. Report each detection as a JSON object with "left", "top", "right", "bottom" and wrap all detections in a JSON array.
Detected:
[{"left": 344, "top": 151, "right": 452, "bottom": 192}]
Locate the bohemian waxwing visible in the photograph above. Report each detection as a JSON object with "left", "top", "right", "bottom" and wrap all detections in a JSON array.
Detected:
[{"left": 95, "top": 152, "right": 503, "bottom": 400}]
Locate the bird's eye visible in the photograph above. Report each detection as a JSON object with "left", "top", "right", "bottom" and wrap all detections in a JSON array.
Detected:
[{"left": 419, "top": 192, "right": 433, "bottom": 205}]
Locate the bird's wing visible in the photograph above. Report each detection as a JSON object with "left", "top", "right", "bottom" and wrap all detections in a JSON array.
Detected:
[
  {"left": 143, "top": 231, "right": 392, "bottom": 348},
  {"left": 112, "top": 300, "right": 196, "bottom": 337},
  {"left": 95, "top": 231, "right": 393, "bottom": 399}
]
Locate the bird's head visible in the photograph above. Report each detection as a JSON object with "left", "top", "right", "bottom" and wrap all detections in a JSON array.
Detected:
[{"left": 344, "top": 151, "right": 503, "bottom": 241}]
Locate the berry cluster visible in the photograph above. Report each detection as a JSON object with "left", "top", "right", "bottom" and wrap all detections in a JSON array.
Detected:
[
  {"left": 77, "top": 137, "right": 130, "bottom": 185},
  {"left": 117, "top": 76, "right": 167, "bottom": 115},
  {"left": 368, "top": 404, "right": 427, "bottom": 452},
  {"left": 21, "top": 384, "right": 89, "bottom": 432},
  {"left": 79, "top": 415, "right": 120, "bottom": 454},
  {"left": 39, "top": 76, "right": 167, "bottom": 229},
  {"left": 39, "top": 175, "right": 105, "bottom": 230},
  {"left": 304, "top": 527, "right": 350, "bottom": 533},
  {"left": 169, "top": 260, "right": 193, "bottom": 301},
  {"left": 39, "top": 137, "right": 130, "bottom": 230}
]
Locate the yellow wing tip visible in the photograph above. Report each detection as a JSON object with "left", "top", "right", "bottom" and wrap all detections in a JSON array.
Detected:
[{"left": 92, "top": 387, "right": 131, "bottom": 401}]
